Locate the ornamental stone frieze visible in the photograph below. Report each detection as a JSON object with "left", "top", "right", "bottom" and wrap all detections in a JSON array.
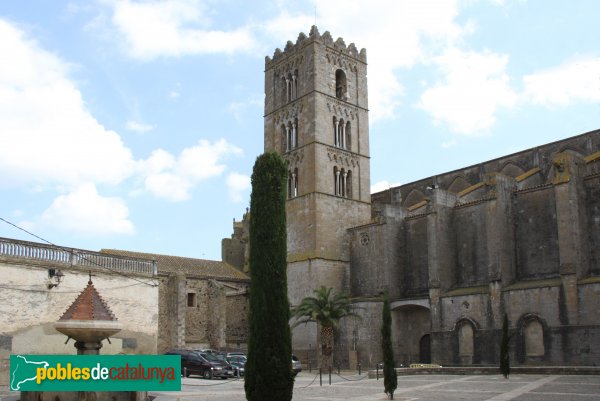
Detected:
[
  {"left": 326, "top": 100, "right": 358, "bottom": 119},
  {"left": 327, "top": 148, "right": 359, "bottom": 168},
  {"left": 283, "top": 149, "right": 304, "bottom": 167},
  {"left": 273, "top": 100, "right": 305, "bottom": 125}
]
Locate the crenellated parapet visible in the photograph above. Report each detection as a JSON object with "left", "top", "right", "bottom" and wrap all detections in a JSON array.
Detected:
[{"left": 265, "top": 25, "right": 367, "bottom": 69}]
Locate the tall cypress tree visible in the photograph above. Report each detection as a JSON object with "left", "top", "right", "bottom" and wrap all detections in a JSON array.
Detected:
[
  {"left": 381, "top": 294, "right": 397, "bottom": 399},
  {"left": 500, "top": 314, "right": 510, "bottom": 379},
  {"left": 244, "top": 151, "right": 294, "bottom": 401}
]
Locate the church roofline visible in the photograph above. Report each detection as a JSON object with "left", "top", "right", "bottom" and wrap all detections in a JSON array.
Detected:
[
  {"left": 265, "top": 25, "right": 367, "bottom": 68},
  {"left": 372, "top": 127, "right": 600, "bottom": 197}
]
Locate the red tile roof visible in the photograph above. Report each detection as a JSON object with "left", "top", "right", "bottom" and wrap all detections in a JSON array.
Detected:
[{"left": 59, "top": 280, "right": 118, "bottom": 321}]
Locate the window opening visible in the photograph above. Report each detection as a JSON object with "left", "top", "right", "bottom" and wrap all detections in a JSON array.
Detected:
[
  {"left": 335, "top": 69, "right": 347, "bottom": 100},
  {"left": 187, "top": 293, "right": 196, "bottom": 307},
  {"left": 288, "top": 169, "right": 298, "bottom": 198}
]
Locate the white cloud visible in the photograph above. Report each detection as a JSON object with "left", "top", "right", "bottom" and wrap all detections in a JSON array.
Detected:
[
  {"left": 126, "top": 120, "right": 155, "bottom": 133},
  {"left": 523, "top": 56, "right": 600, "bottom": 107},
  {"left": 105, "top": 0, "right": 257, "bottom": 60},
  {"left": 0, "top": 19, "right": 135, "bottom": 188},
  {"left": 260, "top": 0, "right": 470, "bottom": 122},
  {"left": 140, "top": 139, "right": 243, "bottom": 201},
  {"left": 226, "top": 172, "right": 250, "bottom": 202},
  {"left": 40, "top": 184, "right": 134, "bottom": 235},
  {"left": 371, "top": 180, "right": 401, "bottom": 194},
  {"left": 418, "top": 48, "right": 518, "bottom": 135},
  {"left": 0, "top": 19, "right": 245, "bottom": 239}
]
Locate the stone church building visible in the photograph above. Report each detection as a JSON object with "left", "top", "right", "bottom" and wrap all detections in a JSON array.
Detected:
[{"left": 235, "top": 26, "right": 600, "bottom": 368}]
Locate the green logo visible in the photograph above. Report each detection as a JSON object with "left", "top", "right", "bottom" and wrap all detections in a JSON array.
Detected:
[{"left": 10, "top": 355, "right": 181, "bottom": 391}]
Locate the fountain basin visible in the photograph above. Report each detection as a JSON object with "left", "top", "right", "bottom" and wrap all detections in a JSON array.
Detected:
[{"left": 55, "top": 320, "right": 123, "bottom": 343}]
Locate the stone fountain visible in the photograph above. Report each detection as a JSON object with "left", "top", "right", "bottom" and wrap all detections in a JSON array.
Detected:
[
  {"left": 54, "top": 278, "right": 123, "bottom": 355},
  {"left": 20, "top": 278, "right": 146, "bottom": 401}
]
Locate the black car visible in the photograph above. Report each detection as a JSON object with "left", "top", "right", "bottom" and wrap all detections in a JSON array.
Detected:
[
  {"left": 198, "top": 352, "right": 235, "bottom": 379},
  {"left": 165, "top": 349, "right": 234, "bottom": 379},
  {"left": 226, "top": 356, "right": 246, "bottom": 376}
]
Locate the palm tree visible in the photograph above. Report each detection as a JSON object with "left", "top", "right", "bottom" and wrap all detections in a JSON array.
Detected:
[{"left": 291, "top": 286, "right": 360, "bottom": 370}]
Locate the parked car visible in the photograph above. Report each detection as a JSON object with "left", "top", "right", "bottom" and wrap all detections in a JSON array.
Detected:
[
  {"left": 198, "top": 352, "right": 235, "bottom": 379},
  {"left": 227, "top": 355, "right": 247, "bottom": 364},
  {"left": 226, "top": 356, "right": 245, "bottom": 377},
  {"left": 292, "top": 355, "right": 302, "bottom": 376},
  {"left": 227, "top": 352, "right": 247, "bottom": 358},
  {"left": 165, "top": 349, "right": 234, "bottom": 379}
]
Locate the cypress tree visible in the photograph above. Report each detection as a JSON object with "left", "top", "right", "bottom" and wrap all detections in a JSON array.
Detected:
[
  {"left": 244, "top": 151, "right": 293, "bottom": 401},
  {"left": 381, "top": 294, "right": 397, "bottom": 399},
  {"left": 500, "top": 314, "right": 510, "bottom": 379}
]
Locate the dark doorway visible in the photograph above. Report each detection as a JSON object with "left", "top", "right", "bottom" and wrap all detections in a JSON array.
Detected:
[{"left": 419, "top": 334, "right": 431, "bottom": 363}]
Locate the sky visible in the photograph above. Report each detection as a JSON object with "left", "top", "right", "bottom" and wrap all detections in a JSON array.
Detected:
[{"left": 0, "top": 0, "right": 598, "bottom": 261}]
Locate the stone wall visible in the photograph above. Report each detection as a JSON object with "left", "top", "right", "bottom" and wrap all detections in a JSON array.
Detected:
[
  {"left": 349, "top": 131, "right": 600, "bottom": 368},
  {"left": 0, "top": 258, "right": 158, "bottom": 384}
]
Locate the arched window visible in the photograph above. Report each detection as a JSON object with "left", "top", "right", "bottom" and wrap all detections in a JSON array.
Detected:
[
  {"left": 281, "top": 75, "right": 288, "bottom": 105},
  {"left": 293, "top": 69, "right": 299, "bottom": 99},
  {"left": 288, "top": 168, "right": 298, "bottom": 199},
  {"left": 284, "top": 120, "right": 298, "bottom": 152},
  {"left": 333, "top": 117, "right": 338, "bottom": 147},
  {"left": 293, "top": 118, "right": 298, "bottom": 149},
  {"left": 333, "top": 167, "right": 351, "bottom": 198},
  {"left": 333, "top": 117, "right": 346, "bottom": 148},
  {"left": 345, "top": 121, "right": 351, "bottom": 150},
  {"left": 346, "top": 170, "right": 352, "bottom": 198},
  {"left": 333, "top": 167, "right": 339, "bottom": 196},
  {"left": 335, "top": 69, "right": 347, "bottom": 100},
  {"left": 524, "top": 320, "right": 544, "bottom": 357},
  {"left": 282, "top": 124, "right": 287, "bottom": 152},
  {"left": 286, "top": 72, "right": 293, "bottom": 102}
]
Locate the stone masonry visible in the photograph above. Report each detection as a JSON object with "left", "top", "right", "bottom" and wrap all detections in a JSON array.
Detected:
[{"left": 238, "top": 26, "right": 600, "bottom": 369}]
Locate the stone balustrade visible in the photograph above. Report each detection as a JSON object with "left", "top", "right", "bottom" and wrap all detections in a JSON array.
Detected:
[{"left": 0, "top": 236, "right": 157, "bottom": 276}]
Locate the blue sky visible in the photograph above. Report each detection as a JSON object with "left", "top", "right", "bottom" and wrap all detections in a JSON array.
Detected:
[{"left": 0, "top": 0, "right": 598, "bottom": 261}]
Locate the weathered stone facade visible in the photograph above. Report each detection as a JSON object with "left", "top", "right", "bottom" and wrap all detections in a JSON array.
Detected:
[
  {"left": 0, "top": 238, "right": 250, "bottom": 385},
  {"left": 101, "top": 249, "right": 250, "bottom": 353},
  {"left": 352, "top": 134, "right": 600, "bottom": 368},
  {"left": 260, "top": 27, "right": 600, "bottom": 369},
  {"left": 0, "top": 238, "right": 159, "bottom": 385}
]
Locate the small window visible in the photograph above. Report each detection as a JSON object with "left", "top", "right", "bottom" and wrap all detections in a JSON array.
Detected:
[
  {"left": 187, "top": 292, "right": 196, "bottom": 307},
  {"left": 335, "top": 69, "right": 347, "bottom": 100},
  {"left": 288, "top": 168, "right": 298, "bottom": 199}
]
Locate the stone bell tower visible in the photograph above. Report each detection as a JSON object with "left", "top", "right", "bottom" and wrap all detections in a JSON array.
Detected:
[{"left": 264, "top": 26, "right": 371, "bottom": 354}]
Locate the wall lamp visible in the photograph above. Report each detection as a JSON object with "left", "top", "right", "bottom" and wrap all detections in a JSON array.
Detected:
[{"left": 47, "top": 268, "right": 65, "bottom": 289}]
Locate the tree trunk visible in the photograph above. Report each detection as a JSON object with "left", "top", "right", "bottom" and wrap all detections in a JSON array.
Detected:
[{"left": 320, "top": 325, "right": 334, "bottom": 370}]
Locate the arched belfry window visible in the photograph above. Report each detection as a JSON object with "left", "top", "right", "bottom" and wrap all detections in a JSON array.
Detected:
[
  {"left": 293, "top": 69, "right": 299, "bottom": 99},
  {"left": 288, "top": 168, "right": 298, "bottom": 199},
  {"left": 283, "top": 119, "right": 298, "bottom": 152},
  {"left": 333, "top": 167, "right": 352, "bottom": 198},
  {"left": 282, "top": 70, "right": 299, "bottom": 104},
  {"left": 335, "top": 69, "right": 347, "bottom": 100},
  {"left": 345, "top": 121, "right": 351, "bottom": 150},
  {"left": 346, "top": 170, "right": 352, "bottom": 198},
  {"left": 281, "top": 124, "right": 287, "bottom": 153},
  {"left": 333, "top": 117, "right": 348, "bottom": 149}
]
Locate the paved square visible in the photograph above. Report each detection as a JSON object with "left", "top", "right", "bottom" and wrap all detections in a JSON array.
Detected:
[{"left": 147, "top": 373, "right": 600, "bottom": 401}]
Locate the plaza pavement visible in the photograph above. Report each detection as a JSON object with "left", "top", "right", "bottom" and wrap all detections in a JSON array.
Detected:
[
  {"left": 1, "top": 372, "right": 598, "bottom": 400},
  {"left": 149, "top": 371, "right": 600, "bottom": 401}
]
